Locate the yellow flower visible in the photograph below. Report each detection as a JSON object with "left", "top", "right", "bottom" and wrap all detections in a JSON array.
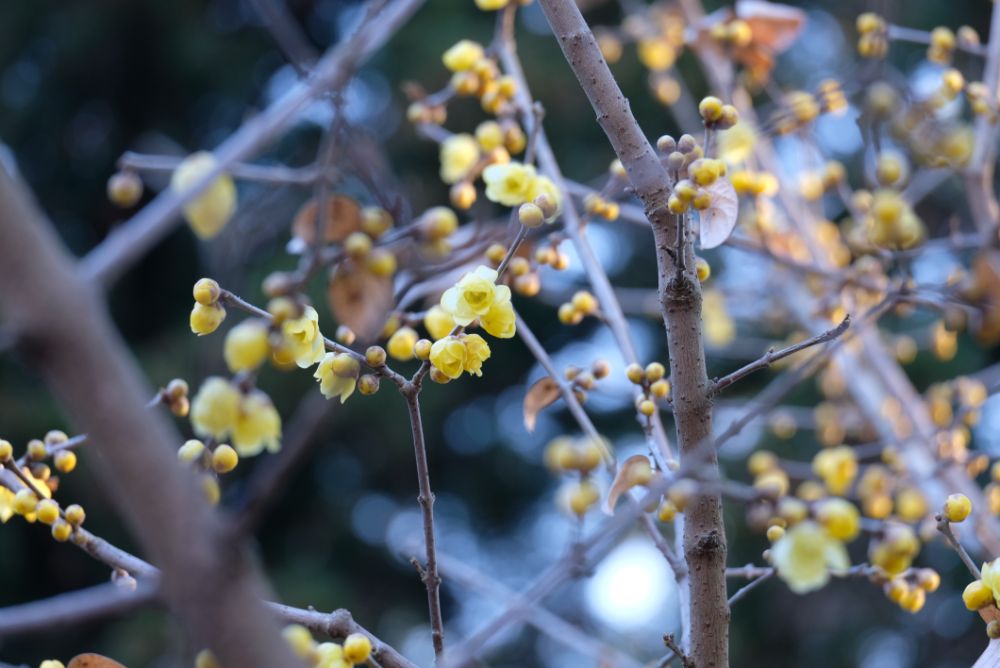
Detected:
[
  {"left": 430, "top": 336, "right": 467, "bottom": 379},
  {"left": 190, "top": 302, "right": 226, "bottom": 336},
  {"left": 190, "top": 377, "right": 241, "bottom": 440},
  {"left": 442, "top": 40, "right": 484, "bottom": 72},
  {"left": 771, "top": 521, "right": 849, "bottom": 593},
  {"left": 814, "top": 497, "right": 860, "bottom": 541},
  {"left": 868, "top": 522, "right": 920, "bottom": 575},
  {"left": 282, "top": 305, "right": 326, "bottom": 368},
  {"left": 440, "top": 265, "right": 507, "bottom": 325},
  {"left": 527, "top": 175, "right": 561, "bottom": 220},
  {"left": 232, "top": 390, "right": 282, "bottom": 456},
  {"left": 812, "top": 446, "right": 857, "bottom": 495},
  {"left": 388, "top": 326, "right": 419, "bottom": 361},
  {"left": 315, "top": 352, "right": 360, "bottom": 403},
  {"left": 440, "top": 133, "right": 481, "bottom": 185},
  {"left": 981, "top": 558, "right": 1000, "bottom": 605},
  {"left": 483, "top": 161, "right": 537, "bottom": 206},
  {"left": 170, "top": 151, "right": 237, "bottom": 239},
  {"left": 0, "top": 487, "right": 14, "bottom": 523},
  {"left": 224, "top": 319, "right": 271, "bottom": 372},
  {"left": 424, "top": 305, "right": 456, "bottom": 340},
  {"left": 39, "top": 662, "right": 65, "bottom": 668},
  {"left": 481, "top": 293, "right": 516, "bottom": 339},
  {"left": 475, "top": 0, "right": 508, "bottom": 10},
  {"left": 462, "top": 333, "right": 491, "bottom": 376},
  {"left": 717, "top": 122, "right": 757, "bottom": 166}
]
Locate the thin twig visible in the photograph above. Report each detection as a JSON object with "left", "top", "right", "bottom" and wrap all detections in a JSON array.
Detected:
[
  {"left": 936, "top": 515, "right": 982, "bottom": 579},
  {"left": 711, "top": 316, "right": 850, "bottom": 395},
  {"left": 727, "top": 570, "right": 773, "bottom": 606}
]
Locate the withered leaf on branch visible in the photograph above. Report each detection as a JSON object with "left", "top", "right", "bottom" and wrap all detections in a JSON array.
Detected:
[
  {"left": 523, "top": 376, "right": 561, "bottom": 433},
  {"left": 327, "top": 264, "right": 394, "bottom": 341},
  {"left": 292, "top": 194, "right": 361, "bottom": 247},
  {"left": 605, "top": 454, "right": 656, "bottom": 514},
  {"left": 68, "top": 654, "right": 128, "bottom": 668},
  {"left": 699, "top": 177, "right": 739, "bottom": 249}
]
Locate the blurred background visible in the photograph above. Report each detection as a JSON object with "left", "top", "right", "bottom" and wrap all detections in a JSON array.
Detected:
[{"left": 0, "top": 0, "right": 998, "bottom": 666}]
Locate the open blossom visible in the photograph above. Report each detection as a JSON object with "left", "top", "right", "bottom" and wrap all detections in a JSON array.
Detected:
[
  {"left": 461, "top": 333, "right": 491, "bottom": 376},
  {"left": 232, "top": 390, "right": 282, "bottom": 456},
  {"left": 982, "top": 559, "right": 1000, "bottom": 605},
  {"left": 223, "top": 318, "right": 270, "bottom": 372},
  {"left": 483, "top": 161, "right": 537, "bottom": 206},
  {"left": 771, "top": 521, "right": 849, "bottom": 593},
  {"left": 480, "top": 289, "right": 516, "bottom": 339},
  {"left": 190, "top": 377, "right": 241, "bottom": 440},
  {"left": 282, "top": 305, "right": 325, "bottom": 368},
  {"left": 315, "top": 352, "right": 360, "bottom": 403},
  {"left": 812, "top": 445, "right": 857, "bottom": 495},
  {"left": 430, "top": 336, "right": 467, "bottom": 379},
  {"left": 170, "top": 151, "right": 237, "bottom": 240},
  {"left": 440, "top": 133, "right": 480, "bottom": 184},
  {"left": 424, "top": 305, "right": 456, "bottom": 340},
  {"left": 441, "top": 265, "right": 508, "bottom": 326}
]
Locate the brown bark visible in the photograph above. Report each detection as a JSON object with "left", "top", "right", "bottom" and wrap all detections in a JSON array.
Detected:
[
  {"left": 0, "top": 166, "right": 300, "bottom": 667},
  {"left": 535, "top": 1, "right": 729, "bottom": 665}
]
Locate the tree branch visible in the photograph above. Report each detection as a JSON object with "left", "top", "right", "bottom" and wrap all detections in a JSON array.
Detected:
[
  {"left": 710, "top": 316, "right": 850, "bottom": 396},
  {"left": 534, "top": 1, "right": 728, "bottom": 665}
]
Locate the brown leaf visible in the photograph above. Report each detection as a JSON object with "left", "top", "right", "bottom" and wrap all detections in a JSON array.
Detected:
[
  {"left": 68, "top": 654, "right": 127, "bottom": 668},
  {"left": 327, "top": 264, "right": 394, "bottom": 341},
  {"left": 292, "top": 194, "right": 362, "bottom": 245},
  {"left": 973, "top": 252, "right": 1000, "bottom": 343},
  {"left": 605, "top": 455, "right": 655, "bottom": 514},
  {"left": 737, "top": 0, "right": 806, "bottom": 54},
  {"left": 523, "top": 376, "right": 561, "bottom": 433}
]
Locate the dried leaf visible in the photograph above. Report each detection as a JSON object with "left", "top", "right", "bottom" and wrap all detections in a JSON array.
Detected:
[
  {"left": 973, "top": 252, "right": 1000, "bottom": 343},
  {"left": 604, "top": 454, "right": 655, "bottom": 514},
  {"left": 292, "top": 195, "right": 362, "bottom": 247},
  {"left": 68, "top": 655, "right": 127, "bottom": 668},
  {"left": 327, "top": 265, "right": 394, "bottom": 341},
  {"left": 699, "top": 178, "right": 739, "bottom": 249},
  {"left": 523, "top": 376, "right": 561, "bottom": 433},
  {"left": 736, "top": 0, "right": 806, "bottom": 53}
]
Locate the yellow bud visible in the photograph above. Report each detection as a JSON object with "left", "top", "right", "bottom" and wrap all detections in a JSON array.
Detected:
[
  {"left": 282, "top": 624, "right": 316, "bottom": 659},
  {"left": 963, "top": 579, "right": 993, "bottom": 610},
  {"left": 366, "top": 346, "right": 387, "bottom": 367},
  {"left": 358, "top": 374, "right": 380, "bottom": 395},
  {"left": 626, "top": 363, "right": 644, "bottom": 384},
  {"left": 766, "top": 525, "right": 785, "bottom": 542},
  {"left": 0, "top": 440, "right": 10, "bottom": 461},
  {"left": 699, "top": 96, "right": 724, "bottom": 122},
  {"left": 212, "top": 445, "right": 239, "bottom": 474},
  {"left": 388, "top": 327, "right": 419, "bottom": 361},
  {"left": 193, "top": 278, "right": 221, "bottom": 305},
  {"left": 190, "top": 302, "right": 226, "bottom": 336},
  {"left": 650, "top": 379, "right": 670, "bottom": 398},
  {"left": 645, "top": 362, "right": 665, "bottom": 382},
  {"left": 107, "top": 171, "right": 143, "bottom": 208},
  {"left": 51, "top": 519, "right": 72, "bottom": 542},
  {"left": 518, "top": 202, "right": 545, "bottom": 228},
  {"left": 343, "top": 633, "right": 373, "bottom": 664},
  {"left": 200, "top": 475, "right": 221, "bottom": 506},
  {"left": 36, "top": 499, "right": 59, "bottom": 525},
  {"left": 943, "top": 493, "right": 972, "bottom": 522},
  {"left": 13, "top": 489, "right": 38, "bottom": 516},
  {"left": 195, "top": 649, "right": 221, "bottom": 668},
  {"left": 65, "top": 504, "right": 85, "bottom": 526},
  {"left": 571, "top": 291, "right": 598, "bottom": 314},
  {"left": 657, "top": 499, "right": 678, "bottom": 522},
  {"left": 224, "top": 319, "right": 270, "bottom": 372},
  {"left": 27, "top": 439, "right": 46, "bottom": 461},
  {"left": 179, "top": 439, "right": 206, "bottom": 463},
  {"left": 366, "top": 248, "right": 398, "bottom": 278},
  {"left": 695, "top": 257, "right": 711, "bottom": 282}
]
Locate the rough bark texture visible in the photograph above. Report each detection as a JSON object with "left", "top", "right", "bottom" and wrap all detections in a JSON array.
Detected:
[
  {"left": 0, "top": 166, "right": 300, "bottom": 667},
  {"left": 535, "top": 1, "right": 729, "bottom": 665}
]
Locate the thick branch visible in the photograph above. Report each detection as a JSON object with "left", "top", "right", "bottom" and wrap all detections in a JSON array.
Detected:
[
  {"left": 535, "top": 1, "right": 728, "bottom": 665},
  {"left": 0, "top": 162, "right": 299, "bottom": 667}
]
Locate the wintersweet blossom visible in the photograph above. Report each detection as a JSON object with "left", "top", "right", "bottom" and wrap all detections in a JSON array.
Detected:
[
  {"left": 170, "top": 151, "right": 237, "bottom": 239},
  {"left": 461, "top": 333, "right": 491, "bottom": 376},
  {"left": 981, "top": 558, "right": 1000, "bottom": 604},
  {"left": 812, "top": 445, "right": 858, "bottom": 495},
  {"left": 424, "top": 305, "right": 456, "bottom": 340},
  {"left": 480, "top": 290, "right": 516, "bottom": 339},
  {"left": 223, "top": 319, "right": 270, "bottom": 372},
  {"left": 442, "top": 40, "right": 484, "bottom": 72},
  {"left": 315, "top": 352, "right": 360, "bottom": 403},
  {"left": 440, "top": 265, "right": 508, "bottom": 326},
  {"left": 440, "top": 134, "right": 481, "bottom": 184},
  {"left": 482, "top": 161, "right": 537, "bottom": 206},
  {"left": 232, "top": 390, "right": 282, "bottom": 456},
  {"left": 771, "top": 521, "right": 849, "bottom": 594},
  {"left": 190, "top": 377, "right": 241, "bottom": 440},
  {"left": 282, "top": 306, "right": 326, "bottom": 368},
  {"left": 430, "top": 336, "right": 467, "bottom": 379}
]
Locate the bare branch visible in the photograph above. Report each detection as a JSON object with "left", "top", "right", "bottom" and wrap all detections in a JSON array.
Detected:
[
  {"left": 0, "top": 581, "right": 157, "bottom": 638},
  {"left": 711, "top": 316, "right": 850, "bottom": 396}
]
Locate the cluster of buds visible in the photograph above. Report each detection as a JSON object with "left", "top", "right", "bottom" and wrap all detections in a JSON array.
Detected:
[
  {"left": 200, "top": 624, "right": 373, "bottom": 668},
  {"left": 177, "top": 438, "right": 240, "bottom": 505},
  {"left": 927, "top": 26, "right": 956, "bottom": 65},
  {"left": 154, "top": 378, "right": 190, "bottom": 417},
  {"left": 626, "top": 361, "right": 671, "bottom": 417},
  {"left": 563, "top": 359, "right": 610, "bottom": 404},
  {"left": 583, "top": 192, "right": 621, "bottom": 222},
  {"left": 439, "top": 39, "right": 518, "bottom": 114},
  {"left": 856, "top": 12, "right": 889, "bottom": 59},
  {"left": 544, "top": 435, "right": 608, "bottom": 516},
  {"left": 557, "top": 290, "right": 599, "bottom": 326}
]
